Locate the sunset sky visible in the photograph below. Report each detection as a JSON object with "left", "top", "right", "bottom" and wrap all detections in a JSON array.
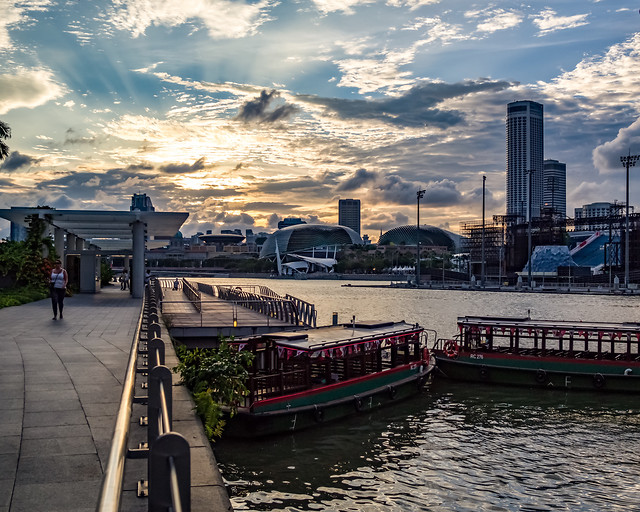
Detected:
[{"left": 1, "top": 1, "right": 639, "bottom": 241}]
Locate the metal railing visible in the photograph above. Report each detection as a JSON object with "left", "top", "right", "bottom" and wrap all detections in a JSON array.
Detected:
[{"left": 96, "top": 279, "right": 190, "bottom": 512}]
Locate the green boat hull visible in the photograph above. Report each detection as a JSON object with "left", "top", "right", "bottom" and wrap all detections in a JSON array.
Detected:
[
  {"left": 434, "top": 355, "right": 640, "bottom": 393},
  {"left": 226, "top": 363, "right": 431, "bottom": 437}
]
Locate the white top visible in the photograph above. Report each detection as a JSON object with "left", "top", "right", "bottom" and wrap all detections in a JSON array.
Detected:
[{"left": 51, "top": 269, "right": 66, "bottom": 289}]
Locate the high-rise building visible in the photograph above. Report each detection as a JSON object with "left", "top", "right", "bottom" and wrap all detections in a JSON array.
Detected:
[
  {"left": 338, "top": 199, "right": 361, "bottom": 234},
  {"left": 130, "top": 193, "right": 155, "bottom": 212},
  {"left": 506, "top": 101, "right": 544, "bottom": 220},
  {"left": 543, "top": 159, "right": 566, "bottom": 217}
]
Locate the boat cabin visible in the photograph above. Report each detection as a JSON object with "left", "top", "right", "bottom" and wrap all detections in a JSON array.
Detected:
[
  {"left": 453, "top": 316, "right": 640, "bottom": 361},
  {"left": 234, "top": 321, "right": 424, "bottom": 406}
]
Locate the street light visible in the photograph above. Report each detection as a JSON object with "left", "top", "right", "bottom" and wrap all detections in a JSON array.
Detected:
[
  {"left": 481, "top": 175, "right": 486, "bottom": 288},
  {"left": 416, "top": 188, "right": 426, "bottom": 286},
  {"left": 620, "top": 151, "right": 640, "bottom": 288}
]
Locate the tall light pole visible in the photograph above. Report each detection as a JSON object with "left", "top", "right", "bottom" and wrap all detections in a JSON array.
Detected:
[
  {"left": 481, "top": 175, "right": 486, "bottom": 288},
  {"left": 527, "top": 169, "right": 533, "bottom": 287},
  {"left": 416, "top": 188, "right": 426, "bottom": 287},
  {"left": 621, "top": 151, "right": 639, "bottom": 288}
]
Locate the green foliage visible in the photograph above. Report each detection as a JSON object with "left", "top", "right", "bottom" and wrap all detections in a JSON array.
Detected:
[
  {"left": 174, "top": 341, "right": 254, "bottom": 441},
  {"left": 100, "top": 260, "right": 114, "bottom": 286},
  {"left": 0, "top": 286, "right": 49, "bottom": 309}
]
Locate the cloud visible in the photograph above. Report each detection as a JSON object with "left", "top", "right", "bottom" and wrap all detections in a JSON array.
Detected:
[
  {"left": 299, "top": 79, "right": 513, "bottom": 128},
  {"left": 0, "top": 1, "right": 52, "bottom": 50},
  {"left": 311, "top": 0, "right": 376, "bottom": 15},
  {"left": 235, "top": 90, "right": 299, "bottom": 124},
  {"left": 466, "top": 8, "right": 523, "bottom": 33},
  {"left": 107, "top": 0, "right": 276, "bottom": 39},
  {"left": 159, "top": 157, "right": 207, "bottom": 174},
  {"left": 64, "top": 128, "right": 97, "bottom": 146},
  {"left": 0, "top": 151, "right": 41, "bottom": 172},
  {"left": 592, "top": 118, "right": 640, "bottom": 176},
  {"left": 532, "top": 9, "right": 589, "bottom": 36},
  {"left": 386, "top": 0, "right": 439, "bottom": 10},
  {"left": 337, "top": 168, "right": 377, "bottom": 191},
  {"left": 0, "top": 68, "right": 66, "bottom": 115}
]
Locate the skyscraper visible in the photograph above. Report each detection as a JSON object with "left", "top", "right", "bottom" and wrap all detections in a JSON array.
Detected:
[
  {"left": 543, "top": 159, "right": 566, "bottom": 217},
  {"left": 338, "top": 199, "right": 361, "bottom": 234},
  {"left": 506, "top": 101, "right": 544, "bottom": 220}
]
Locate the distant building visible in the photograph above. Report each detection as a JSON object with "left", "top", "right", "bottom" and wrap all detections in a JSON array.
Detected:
[
  {"left": 338, "top": 199, "right": 361, "bottom": 234},
  {"left": 278, "top": 217, "right": 306, "bottom": 229},
  {"left": 130, "top": 193, "right": 155, "bottom": 212},
  {"left": 543, "top": 159, "right": 566, "bottom": 217},
  {"left": 573, "top": 202, "right": 631, "bottom": 231},
  {"left": 506, "top": 101, "right": 544, "bottom": 220}
]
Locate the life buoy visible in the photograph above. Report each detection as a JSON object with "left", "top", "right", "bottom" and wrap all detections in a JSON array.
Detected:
[
  {"left": 388, "top": 385, "right": 397, "bottom": 399},
  {"left": 443, "top": 340, "right": 459, "bottom": 358},
  {"left": 422, "top": 347, "right": 430, "bottom": 362},
  {"left": 593, "top": 373, "right": 605, "bottom": 389},
  {"left": 354, "top": 395, "right": 363, "bottom": 411},
  {"left": 535, "top": 369, "right": 547, "bottom": 384},
  {"left": 313, "top": 405, "right": 324, "bottom": 422}
]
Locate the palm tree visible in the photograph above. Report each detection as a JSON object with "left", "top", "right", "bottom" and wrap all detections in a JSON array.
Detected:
[{"left": 0, "top": 120, "right": 11, "bottom": 161}]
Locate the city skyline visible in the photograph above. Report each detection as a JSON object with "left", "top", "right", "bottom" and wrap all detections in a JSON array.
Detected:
[{"left": 1, "top": 1, "right": 639, "bottom": 240}]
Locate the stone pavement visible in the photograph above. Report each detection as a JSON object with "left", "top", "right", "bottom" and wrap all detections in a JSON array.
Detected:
[{"left": 0, "top": 285, "right": 232, "bottom": 512}]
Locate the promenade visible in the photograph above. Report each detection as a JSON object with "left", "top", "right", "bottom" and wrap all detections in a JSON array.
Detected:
[{"left": 0, "top": 285, "right": 231, "bottom": 511}]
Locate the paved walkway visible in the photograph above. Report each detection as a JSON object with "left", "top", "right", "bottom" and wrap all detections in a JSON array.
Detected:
[{"left": 0, "top": 285, "right": 231, "bottom": 512}]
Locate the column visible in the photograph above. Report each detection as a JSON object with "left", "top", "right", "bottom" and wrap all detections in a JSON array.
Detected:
[
  {"left": 54, "top": 228, "right": 65, "bottom": 261},
  {"left": 131, "top": 220, "right": 146, "bottom": 298}
]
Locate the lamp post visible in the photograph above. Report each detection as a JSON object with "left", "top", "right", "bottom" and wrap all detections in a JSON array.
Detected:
[
  {"left": 481, "top": 175, "right": 486, "bottom": 288},
  {"left": 416, "top": 188, "right": 426, "bottom": 286},
  {"left": 620, "top": 151, "right": 640, "bottom": 288}
]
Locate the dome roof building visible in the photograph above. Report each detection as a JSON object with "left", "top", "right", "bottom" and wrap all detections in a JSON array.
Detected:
[
  {"left": 260, "top": 224, "right": 363, "bottom": 259},
  {"left": 378, "top": 225, "right": 456, "bottom": 251}
]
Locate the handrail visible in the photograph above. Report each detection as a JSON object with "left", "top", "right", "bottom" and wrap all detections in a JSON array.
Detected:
[{"left": 96, "top": 292, "right": 145, "bottom": 512}]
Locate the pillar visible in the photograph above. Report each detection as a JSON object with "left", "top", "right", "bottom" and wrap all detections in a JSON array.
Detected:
[
  {"left": 54, "top": 228, "right": 65, "bottom": 261},
  {"left": 131, "top": 220, "right": 146, "bottom": 298}
]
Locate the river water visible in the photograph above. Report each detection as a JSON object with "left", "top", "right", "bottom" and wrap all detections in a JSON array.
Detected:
[{"left": 213, "top": 279, "right": 640, "bottom": 511}]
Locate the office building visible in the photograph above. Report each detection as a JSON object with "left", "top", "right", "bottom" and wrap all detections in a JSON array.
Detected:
[
  {"left": 278, "top": 217, "right": 306, "bottom": 229},
  {"left": 543, "top": 159, "right": 566, "bottom": 217},
  {"left": 338, "top": 198, "right": 361, "bottom": 235},
  {"left": 506, "top": 101, "right": 544, "bottom": 220},
  {"left": 130, "top": 193, "right": 155, "bottom": 212}
]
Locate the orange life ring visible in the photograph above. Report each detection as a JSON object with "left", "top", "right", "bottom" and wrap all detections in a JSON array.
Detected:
[{"left": 443, "top": 340, "right": 459, "bottom": 358}]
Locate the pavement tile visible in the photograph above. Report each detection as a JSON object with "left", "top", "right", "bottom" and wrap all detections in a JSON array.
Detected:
[
  {"left": 20, "top": 436, "right": 97, "bottom": 457},
  {"left": 15, "top": 454, "right": 102, "bottom": 485},
  {"left": 9, "top": 480, "right": 102, "bottom": 512},
  {"left": 23, "top": 409, "right": 88, "bottom": 428},
  {"left": 0, "top": 454, "right": 18, "bottom": 480},
  {"left": 22, "top": 424, "right": 91, "bottom": 440},
  {"left": 0, "top": 436, "right": 20, "bottom": 455},
  {"left": 24, "top": 398, "right": 82, "bottom": 413},
  {"left": 0, "top": 399, "right": 22, "bottom": 411},
  {"left": 0, "top": 478, "right": 13, "bottom": 509}
]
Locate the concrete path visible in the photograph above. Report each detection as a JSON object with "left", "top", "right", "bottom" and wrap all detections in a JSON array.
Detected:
[{"left": 0, "top": 285, "right": 231, "bottom": 512}]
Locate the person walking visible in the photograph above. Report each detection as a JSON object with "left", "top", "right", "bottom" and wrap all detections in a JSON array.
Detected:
[
  {"left": 120, "top": 269, "right": 129, "bottom": 290},
  {"left": 50, "top": 259, "right": 68, "bottom": 320}
]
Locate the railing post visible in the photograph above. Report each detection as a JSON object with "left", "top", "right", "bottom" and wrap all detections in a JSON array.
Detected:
[
  {"left": 148, "top": 365, "right": 173, "bottom": 448},
  {"left": 148, "top": 322, "right": 162, "bottom": 340},
  {"left": 148, "top": 432, "right": 191, "bottom": 512},
  {"left": 148, "top": 337, "right": 165, "bottom": 369}
]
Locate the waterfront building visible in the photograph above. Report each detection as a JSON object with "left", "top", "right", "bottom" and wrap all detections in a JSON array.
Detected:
[
  {"left": 506, "top": 101, "right": 544, "bottom": 220},
  {"left": 378, "top": 225, "right": 456, "bottom": 252},
  {"left": 542, "top": 159, "right": 566, "bottom": 218},
  {"left": 338, "top": 199, "right": 361, "bottom": 235}
]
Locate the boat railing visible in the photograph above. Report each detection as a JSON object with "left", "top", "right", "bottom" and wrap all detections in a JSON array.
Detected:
[
  {"left": 247, "top": 369, "right": 310, "bottom": 405},
  {"left": 96, "top": 279, "right": 191, "bottom": 512}
]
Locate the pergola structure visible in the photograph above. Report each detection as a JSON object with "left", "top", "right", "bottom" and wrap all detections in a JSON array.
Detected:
[{"left": 0, "top": 207, "right": 188, "bottom": 298}]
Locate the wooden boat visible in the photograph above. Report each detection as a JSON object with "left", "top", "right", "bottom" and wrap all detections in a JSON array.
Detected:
[
  {"left": 432, "top": 315, "right": 640, "bottom": 393},
  {"left": 226, "top": 320, "right": 432, "bottom": 437}
]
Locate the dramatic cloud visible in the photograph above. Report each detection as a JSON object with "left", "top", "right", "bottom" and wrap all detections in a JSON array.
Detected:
[
  {"left": 106, "top": 0, "right": 276, "bottom": 39},
  {"left": 236, "top": 90, "right": 299, "bottom": 124},
  {"left": 0, "top": 151, "right": 40, "bottom": 172},
  {"left": 337, "top": 168, "right": 377, "bottom": 191},
  {"left": 159, "top": 157, "right": 207, "bottom": 174},
  {"left": 532, "top": 9, "right": 589, "bottom": 36},
  {"left": 0, "top": 69, "right": 65, "bottom": 115}
]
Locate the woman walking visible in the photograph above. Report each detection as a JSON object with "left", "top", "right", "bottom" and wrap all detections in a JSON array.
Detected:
[{"left": 50, "top": 259, "right": 68, "bottom": 320}]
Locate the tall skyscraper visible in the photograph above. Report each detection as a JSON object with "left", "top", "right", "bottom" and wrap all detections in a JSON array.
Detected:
[
  {"left": 338, "top": 199, "right": 361, "bottom": 234},
  {"left": 506, "top": 100, "right": 544, "bottom": 220},
  {"left": 130, "top": 193, "right": 155, "bottom": 211},
  {"left": 543, "top": 159, "right": 566, "bottom": 217}
]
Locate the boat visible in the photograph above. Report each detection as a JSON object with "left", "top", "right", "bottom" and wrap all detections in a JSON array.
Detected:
[
  {"left": 432, "top": 315, "right": 640, "bottom": 393},
  {"left": 226, "top": 320, "right": 432, "bottom": 437}
]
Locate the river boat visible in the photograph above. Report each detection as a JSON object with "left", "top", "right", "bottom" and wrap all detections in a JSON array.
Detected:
[
  {"left": 226, "top": 320, "right": 432, "bottom": 437},
  {"left": 432, "top": 315, "right": 640, "bottom": 393}
]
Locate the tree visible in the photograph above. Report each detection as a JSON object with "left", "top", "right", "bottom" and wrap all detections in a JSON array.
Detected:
[{"left": 0, "top": 121, "right": 10, "bottom": 161}]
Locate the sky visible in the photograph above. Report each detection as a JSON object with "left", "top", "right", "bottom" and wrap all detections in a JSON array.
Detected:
[{"left": 1, "top": 0, "right": 639, "bottom": 241}]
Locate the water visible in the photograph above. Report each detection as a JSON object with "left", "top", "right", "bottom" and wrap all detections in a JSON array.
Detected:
[{"left": 213, "top": 279, "right": 640, "bottom": 511}]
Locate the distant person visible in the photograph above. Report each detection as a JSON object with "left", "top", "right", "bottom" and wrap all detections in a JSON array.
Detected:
[
  {"left": 120, "top": 270, "right": 129, "bottom": 290},
  {"left": 145, "top": 269, "right": 152, "bottom": 285},
  {"left": 50, "top": 259, "right": 68, "bottom": 320},
  {"left": 173, "top": 277, "right": 180, "bottom": 290}
]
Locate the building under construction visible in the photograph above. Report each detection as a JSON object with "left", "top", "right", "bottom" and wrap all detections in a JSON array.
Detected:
[{"left": 461, "top": 205, "right": 640, "bottom": 282}]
